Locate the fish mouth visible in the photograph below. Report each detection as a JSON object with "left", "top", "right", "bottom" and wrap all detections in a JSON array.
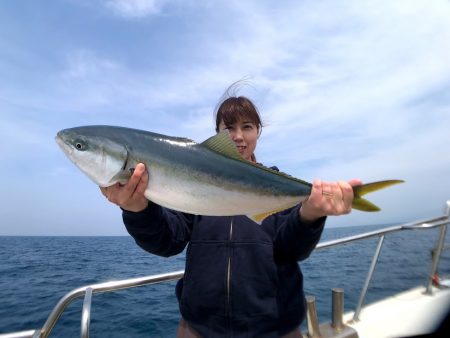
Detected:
[{"left": 55, "top": 132, "right": 73, "bottom": 156}]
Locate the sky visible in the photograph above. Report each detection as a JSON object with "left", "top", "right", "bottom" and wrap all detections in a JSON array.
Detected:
[{"left": 0, "top": 0, "right": 449, "bottom": 235}]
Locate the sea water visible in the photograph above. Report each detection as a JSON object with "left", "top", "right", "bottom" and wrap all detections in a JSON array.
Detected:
[{"left": 1, "top": 224, "right": 449, "bottom": 337}]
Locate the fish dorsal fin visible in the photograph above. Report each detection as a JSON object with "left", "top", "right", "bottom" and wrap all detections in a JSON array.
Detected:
[
  {"left": 200, "top": 130, "right": 244, "bottom": 162},
  {"left": 200, "top": 130, "right": 312, "bottom": 187}
]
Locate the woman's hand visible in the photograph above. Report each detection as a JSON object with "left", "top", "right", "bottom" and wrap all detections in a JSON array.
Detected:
[
  {"left": 299, "top": 179, "right": 363, "bottom": 223},
  {"left": 99, "top": 163, "right": 149, "bottom": 212}
]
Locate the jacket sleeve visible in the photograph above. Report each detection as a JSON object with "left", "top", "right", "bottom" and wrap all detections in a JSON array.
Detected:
[
  {"left": 122, "top": 202, "right": 193, "bottom": 257},
  {"left": 272, "top": 204, "right": 326, "bottom": 263}
]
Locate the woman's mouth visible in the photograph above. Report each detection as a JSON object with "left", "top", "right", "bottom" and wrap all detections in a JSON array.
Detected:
[{"left": 236, "top": 145, "right": 246, "bottom": 153}]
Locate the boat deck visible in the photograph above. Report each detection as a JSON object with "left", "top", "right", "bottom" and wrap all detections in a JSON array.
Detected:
[{"left": 343, "top": 285, "right": 450, "bottom": 338}]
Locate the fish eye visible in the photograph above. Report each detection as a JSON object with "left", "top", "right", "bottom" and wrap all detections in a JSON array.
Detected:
[{"left": 74, "top": 140, "right": 87, "bottom": 151}]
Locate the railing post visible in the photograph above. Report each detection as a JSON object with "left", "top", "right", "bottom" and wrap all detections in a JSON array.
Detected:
[
  {"left": 331, "top": 288, "right": 344, "bottom": 331},
  {"left": 306, "top": 296, "right": 321, "bottom": 338},
  {"left": 425, "top": 201, "right": 450, "bottom": 294},
  {"left": 81, "top": 288, "right": 93, "bottom": 338},
  {"left": 353, "top": 234, "right": 385, "bottom": 321}
]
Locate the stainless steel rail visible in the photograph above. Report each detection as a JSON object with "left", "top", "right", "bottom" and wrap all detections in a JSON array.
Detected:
[
  {"left": 315, "top": 216, "right": 449, "bottom": 251},
  {"left": 0, "top": 331, "right": 38, "bottom": 338},
  {"left": 353, "top": 234, "right": 385, "bottom": 321},
  {"left": 80, "top": 287, "right": 93, "bottom": 338},
  {"left": 426, "top": 201, "right": 450, "bottom": 294},
  {"left": 34, "top": 270, "right": 184, "bottom": 338},
  {"left": 1, "top": 202, "right": 449, "bottom": 338}
]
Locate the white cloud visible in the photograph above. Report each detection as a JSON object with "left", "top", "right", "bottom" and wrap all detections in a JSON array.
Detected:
[
  {"left": 106, "top": 0, "right": 166, "bottom": 18},
  {"left": 62, "top": 50, "right": 120, "bottom": 80}
]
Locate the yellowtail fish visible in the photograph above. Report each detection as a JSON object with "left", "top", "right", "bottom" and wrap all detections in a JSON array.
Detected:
[{"left": 55, "top": 126, "right": 403, "bottom": 223}]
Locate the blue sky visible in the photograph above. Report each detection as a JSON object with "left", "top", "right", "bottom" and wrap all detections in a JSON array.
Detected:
[{"left": 1, "top": 0, "right": 449, "bottom": 235}]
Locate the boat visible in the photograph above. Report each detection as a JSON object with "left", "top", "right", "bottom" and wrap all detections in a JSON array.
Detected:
[
  {"left": 304, "top": 201, "right": 450, "bottom": 338},
  {"left": 1, "top": 201, "right": 449, "bottom": 338}
]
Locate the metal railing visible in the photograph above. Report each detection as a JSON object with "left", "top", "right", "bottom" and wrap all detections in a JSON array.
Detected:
[
  {"left": 313, "top": 202, "right": 450, "bottom": 321},
  {"left": 1, "top": 201, "right": 449, "bottom": 338}
]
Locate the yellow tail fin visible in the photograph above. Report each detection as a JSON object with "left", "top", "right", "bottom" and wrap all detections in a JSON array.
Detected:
[{"left": 352, "top": 180, "right": 404, "bottom": 212}]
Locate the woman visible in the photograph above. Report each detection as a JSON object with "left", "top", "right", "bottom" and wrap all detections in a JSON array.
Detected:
[{"left": 101, "top": 96, "right": 360, "bottom": 337}]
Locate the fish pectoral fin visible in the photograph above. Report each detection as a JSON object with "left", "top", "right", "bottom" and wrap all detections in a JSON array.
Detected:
[{"left": 109, "top": 170, "right": 132, "bottom": 186}]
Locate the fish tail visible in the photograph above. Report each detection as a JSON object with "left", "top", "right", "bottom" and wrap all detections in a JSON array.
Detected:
[{"left": 352, "top": 180, "right": 404, "bottom": 212}]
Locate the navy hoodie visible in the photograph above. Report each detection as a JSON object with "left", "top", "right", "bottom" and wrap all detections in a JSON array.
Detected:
[{"left": 123, "top": 199, "right": 325, "bottom": 337}]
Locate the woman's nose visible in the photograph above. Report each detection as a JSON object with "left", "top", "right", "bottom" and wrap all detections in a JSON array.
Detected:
[{"left": 232, "top": 128, "right": 243, "bottom": 141}]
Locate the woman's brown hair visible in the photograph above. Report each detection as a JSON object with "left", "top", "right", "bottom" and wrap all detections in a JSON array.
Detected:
[{"left": 214, "top": 96, "right": 263, "bottom": 134}]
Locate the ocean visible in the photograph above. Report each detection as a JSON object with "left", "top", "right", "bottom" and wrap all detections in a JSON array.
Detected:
[{"left": 1, "top": 223, "right": 449, "bottom": 337}]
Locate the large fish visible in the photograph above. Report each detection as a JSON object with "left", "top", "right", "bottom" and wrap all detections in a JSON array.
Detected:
[{"left": 55, "top": 125, "right": 403, "bottom": 223}]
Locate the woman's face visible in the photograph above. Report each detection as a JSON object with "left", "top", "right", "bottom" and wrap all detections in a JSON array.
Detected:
[{"left": 218, "top": 118, "right": 259, "bottom": 162}]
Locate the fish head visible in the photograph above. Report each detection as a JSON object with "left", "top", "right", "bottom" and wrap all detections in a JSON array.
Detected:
[{"left": 55, "top": 127, "right": 130, "bottom": 187}]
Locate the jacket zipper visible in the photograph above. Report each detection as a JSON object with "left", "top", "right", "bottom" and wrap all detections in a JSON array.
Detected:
[
  {"left": 226, "top": 217, "right": 233, "bottom": 335},
  {"left": 227, "top": 217, "right": 233, "bottom": 302}
]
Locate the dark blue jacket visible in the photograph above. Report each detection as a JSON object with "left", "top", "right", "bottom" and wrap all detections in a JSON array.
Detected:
[{"left": 123, "top": 200, "right": 325, "bottom": 337}]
